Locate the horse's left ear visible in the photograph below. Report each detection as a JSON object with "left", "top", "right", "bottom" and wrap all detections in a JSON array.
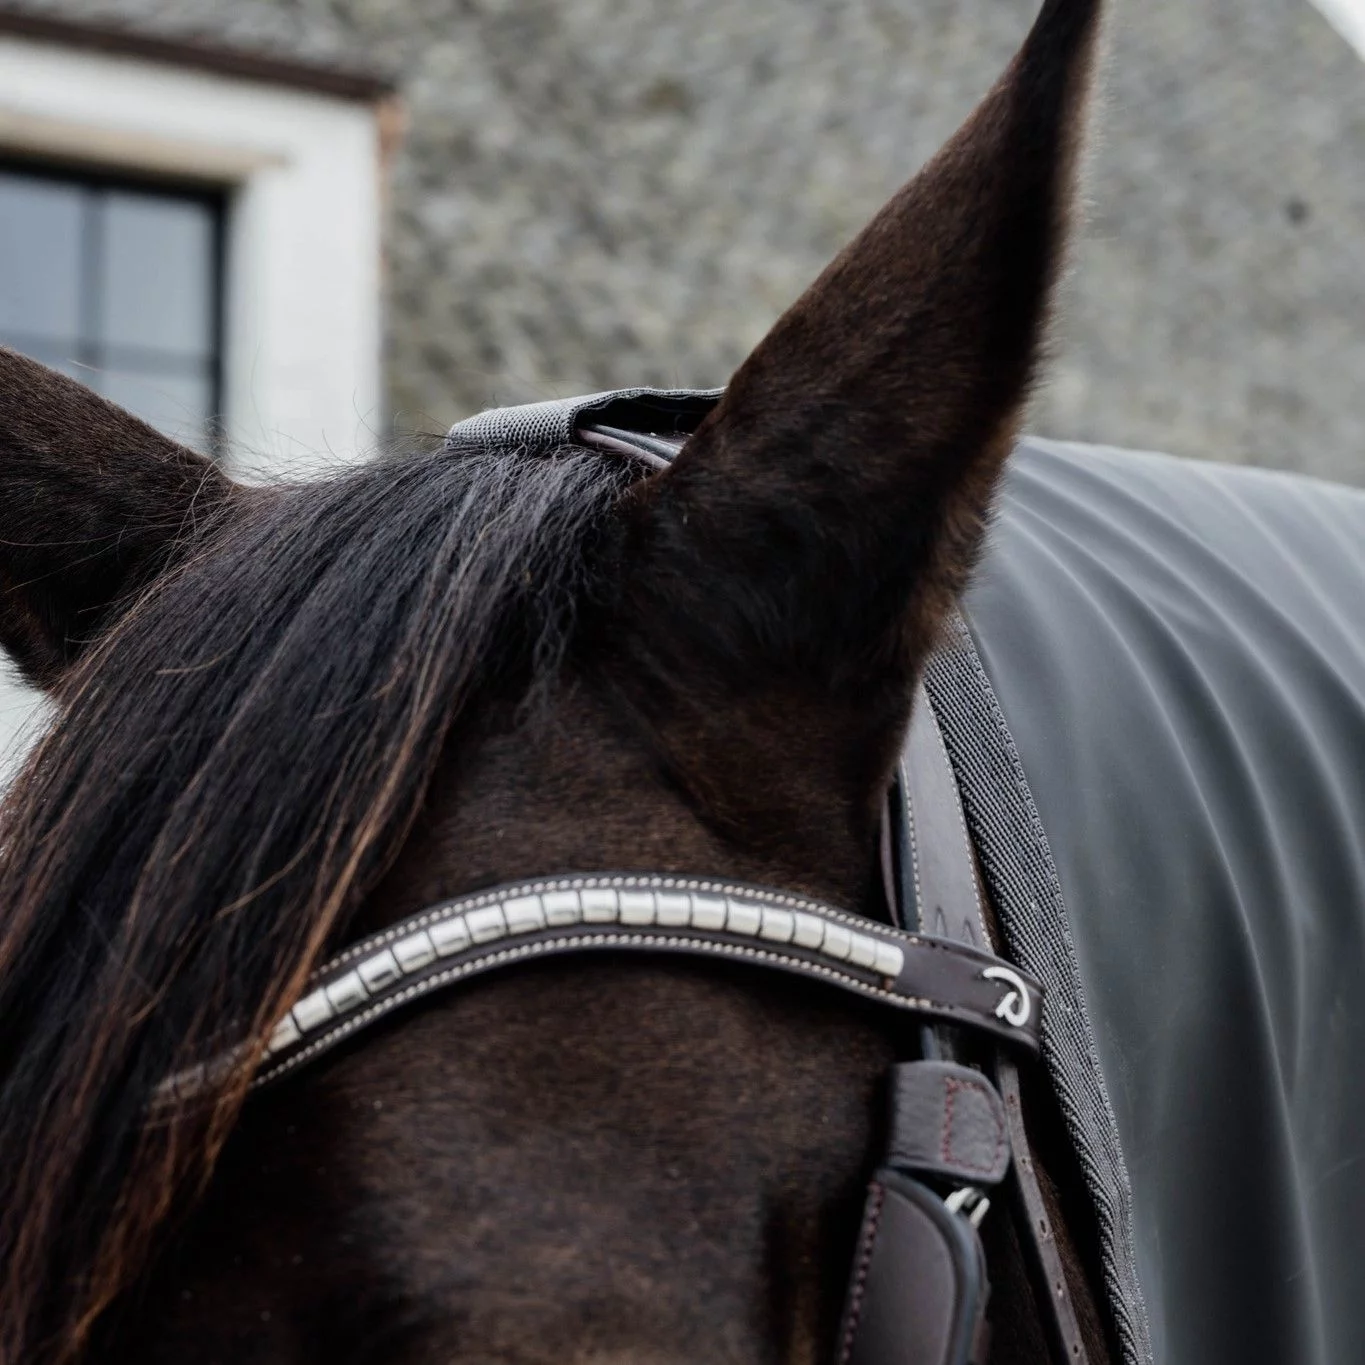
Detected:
[
  {"left": 0, "top": 348, "right": 237, "bottom": 691},
  {"left": 621, "top": 0, "right": 1101, "bottom": 707}
]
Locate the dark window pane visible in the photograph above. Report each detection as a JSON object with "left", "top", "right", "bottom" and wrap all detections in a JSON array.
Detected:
[
  {"left": 0, "top": 336, "right": 85, "bottom": 379},
  {"left": 95, "top": 367, "right": 213, "bottom": 449},
  {"left": 99, "top": 190, "right": 215, "bottom": 358},
  {"left": 0, "top": 173, "right": 82, "bottom": 344},
  {"left": 0, "top": 166, "right": 221, "bottom": 452}
]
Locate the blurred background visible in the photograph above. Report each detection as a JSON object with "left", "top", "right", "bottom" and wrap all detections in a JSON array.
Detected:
[{"left": 1, "top": 0, "right": 1363, "bottom": 765}]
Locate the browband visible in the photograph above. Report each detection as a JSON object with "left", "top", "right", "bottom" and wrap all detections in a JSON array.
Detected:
[
  {"left": 256, "top": 875, "right": 1042, "bottom": 1088},
  {"left": 157, "top": 875, "right": 1042, "bottom": 1103}
]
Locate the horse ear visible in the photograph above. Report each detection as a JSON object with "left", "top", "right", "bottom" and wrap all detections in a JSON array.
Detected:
[
  {"left": 624, "top": 0, "right": 1101, "bottom": 697},
  {"left": 0, "top": 348, "right": 236, "bottom": 691}
]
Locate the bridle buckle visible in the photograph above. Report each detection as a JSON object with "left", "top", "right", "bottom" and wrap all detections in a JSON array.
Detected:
[{"left": 944, "top": 1185, "right": 991, "bottom": 1230}]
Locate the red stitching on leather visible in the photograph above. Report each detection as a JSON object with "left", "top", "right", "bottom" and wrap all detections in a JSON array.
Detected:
[
  {"left": 837, "top": 1182, "right": 886, "bottom": 1365},
  {"left": 942, "top": 1077, "right": 960, "bottom": 1162},
  {"left": 942, "top": 1076, "right": 1007, "bottom": 1175}
]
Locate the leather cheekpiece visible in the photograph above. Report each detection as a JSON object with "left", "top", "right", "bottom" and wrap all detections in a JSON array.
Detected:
[{"left": 838, "top": 1170, "right": 991, "bottom": 1365}]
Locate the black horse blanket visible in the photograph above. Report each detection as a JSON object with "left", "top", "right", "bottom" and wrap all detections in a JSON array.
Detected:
[{"left": 959, "top": 439, "right": 1365, "bottom": 1365}]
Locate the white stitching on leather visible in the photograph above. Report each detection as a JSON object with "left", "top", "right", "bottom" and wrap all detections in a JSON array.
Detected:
[
  {"left": 324, "top": 874, "right": 930, "bottom": 969},
  {"left": 255, "top": 933, "right": 952, "bottom": 1088}
]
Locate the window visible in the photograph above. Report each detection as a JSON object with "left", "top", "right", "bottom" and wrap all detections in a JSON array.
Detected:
[
  {"left": 0, "top": 27, "right": 388, "bottom": 779},
  {"left": 0, "top": 162, "right": 223, "bottom": 451},
  {"left": 0, "top": 31, "right": 388, "bottom": 473}
]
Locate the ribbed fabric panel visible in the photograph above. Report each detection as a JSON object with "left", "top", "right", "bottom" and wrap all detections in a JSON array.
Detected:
[{"left": 923, "top": 614, "right": 1153, "bottom": 1365}]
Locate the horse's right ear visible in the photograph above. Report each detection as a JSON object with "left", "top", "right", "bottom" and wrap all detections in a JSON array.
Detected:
[
  {"left": 0, "top": 348, "right": 236, "bottom": 692},
  {"left": 621, "top": 0, "right": 1101, "bottom": 706}
]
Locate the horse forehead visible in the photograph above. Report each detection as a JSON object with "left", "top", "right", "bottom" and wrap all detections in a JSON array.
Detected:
[
  {"left": 283, "top": 962, "right": 885, "bottom": 1340},
  {"left": 333, "top": 956, "right": 892, "bottom": 1145}
]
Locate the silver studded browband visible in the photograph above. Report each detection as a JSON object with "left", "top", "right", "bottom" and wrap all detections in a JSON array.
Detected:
[{"left": 159, "top": 874, "right": 1043, "bottom": 1103}]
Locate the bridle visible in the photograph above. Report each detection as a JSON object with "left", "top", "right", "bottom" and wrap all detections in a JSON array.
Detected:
[
  {"left": 163, "top": 399, "right": 1093, "bottom": 1365},
  {"left": 248, "top": 874, "right": 1040, "bottom": 1090}
]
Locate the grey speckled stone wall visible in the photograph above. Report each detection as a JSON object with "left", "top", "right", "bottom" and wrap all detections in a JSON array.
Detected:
[{"left": 7, "top": 0, "right": 1365, "bottom": 482}]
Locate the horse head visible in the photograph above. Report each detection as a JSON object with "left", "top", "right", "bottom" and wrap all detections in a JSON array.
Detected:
[{"left": 0, "top": 2, "right": 1105, "bottom": 1361}]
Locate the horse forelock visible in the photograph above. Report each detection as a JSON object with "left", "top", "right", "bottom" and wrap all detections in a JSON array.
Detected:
[{"left": 0, "top": 437, "right": 629, "bottom": 1364}]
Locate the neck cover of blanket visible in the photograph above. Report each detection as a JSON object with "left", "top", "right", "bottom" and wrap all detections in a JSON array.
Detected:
[{"left": 964, "top": 439, "right": 1365, "bottom": 1365}]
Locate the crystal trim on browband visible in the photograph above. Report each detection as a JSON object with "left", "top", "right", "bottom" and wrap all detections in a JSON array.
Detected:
[
  {"left": 154, "top": 874, "right": 1043, "bottom": 1106},
  {"left": 270, "top": 884, "right": 908, "bottom": 1057}
]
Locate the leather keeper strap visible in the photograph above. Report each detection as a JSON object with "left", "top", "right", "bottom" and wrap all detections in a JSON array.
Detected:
[{"left": 888, "top": 1060, "right": 1012, "bottom": 1188}]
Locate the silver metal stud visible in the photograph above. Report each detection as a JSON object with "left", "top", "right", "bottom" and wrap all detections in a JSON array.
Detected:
[
  {"left": 393, "top": 930, "right": 436, "bottom": 972},
  {"left": 267, "top": 1015, "right": 302, "bottom": 1054},
  {"left": 656, "top": 892, "right": 692, "bottom": 926},
  {"left": 619, "top": 891, "right": 656, "bottom": 925},
  {"left": 542, "top": 890, "right": 582, "bottom": 926},
  {"left": 503, "top": 895, "right": 546, "bottom": 934},
  {"left": 759, "top": 907, "right": 796, "bottom": 943},
  {"left": 358, "top": 949, "right": 403, "bottom": 993},
  {"left": 873, "top": 941, "right": 905, "bottom": 979},
  {"left": 581, "top": 888, "right": 619, "bottom": 923},
  {"left": 689, "top": 894, "right": 727, "bottom": 930},
  {"left": 792, "top": 912, "right": 826, "bottom": 949},
  {"left": 821, "top": 924, "right": 853, "bottom": 962},
  {"left": 430, "top": 915, "right": 472, "bottom": 957},
  {"left": 848, "top": 933, "right": 879, "bottom": 970},
  {"left": 293, "top": 987, "right": 335, "bottom": 1031},
  {"left": 465, "top": 906, "right": 507, "bottom": 944},
  {"left": 726, "top": 898, "right": 762, "bottom": 936},
  {"left": 325, "top": 970, "right": 368, "bottom": 1014}
]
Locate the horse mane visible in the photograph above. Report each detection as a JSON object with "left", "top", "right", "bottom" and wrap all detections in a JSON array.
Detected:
[{"left": 0, "top": 438, "right": 628, "bottom": 1364}]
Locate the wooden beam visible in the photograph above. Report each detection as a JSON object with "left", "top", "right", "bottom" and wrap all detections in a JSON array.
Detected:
[{"left": 0, "top": 6, "right": 396, "bottom": 102}]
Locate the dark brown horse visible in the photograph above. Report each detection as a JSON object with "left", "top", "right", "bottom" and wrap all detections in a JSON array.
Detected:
[{"left": 0, "top": 1, "right": 1115, "bottom": 1361}]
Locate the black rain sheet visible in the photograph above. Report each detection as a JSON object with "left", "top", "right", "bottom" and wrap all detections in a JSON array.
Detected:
[{"left": 964, "top": 439, "right": 1365, "bottom": 1365}]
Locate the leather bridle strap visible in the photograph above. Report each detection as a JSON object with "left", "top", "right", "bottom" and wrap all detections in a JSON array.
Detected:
[
  {"left": 899, "top": 684, "right": 1091, "bottom": 1365},
  {"left": 153, "top": 876, "right": 1044, "bottom": 1105}
]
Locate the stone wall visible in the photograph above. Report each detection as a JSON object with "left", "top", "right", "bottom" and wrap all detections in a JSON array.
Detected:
[
  {"left": 372, "top": 0, "right": 1365, "bottom": 482},
  {"left": 4, "top": 0, "right": 1365, "bottom": 485}
]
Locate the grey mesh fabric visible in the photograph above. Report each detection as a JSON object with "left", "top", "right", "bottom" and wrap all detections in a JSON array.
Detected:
[
  {"left": 445, "top": 387, "right": 722, "bottom": 454},
  {"left": 960, "top": 439, "right": 1365, "bottom": 1365}
]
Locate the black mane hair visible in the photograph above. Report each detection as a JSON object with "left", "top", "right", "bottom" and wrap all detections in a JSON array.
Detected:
[{"left": 0, "top": 438, "right": 628, "bottom": 1364}]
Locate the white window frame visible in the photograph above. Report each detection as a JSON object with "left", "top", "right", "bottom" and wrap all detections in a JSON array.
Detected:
[
  {"left": 1311, "top": 0, "right": 1365, "bottom": 58},
  {"left": 0, "top": 33, "right": 385, "bottom": 477},
  {"left": 0, "top": 32, "right": 388, "bottom": 774}
]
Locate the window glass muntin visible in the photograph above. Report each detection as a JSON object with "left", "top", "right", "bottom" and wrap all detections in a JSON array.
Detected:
[{"left": 0, "top": 158, "right": 224, "bottom": 452}]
